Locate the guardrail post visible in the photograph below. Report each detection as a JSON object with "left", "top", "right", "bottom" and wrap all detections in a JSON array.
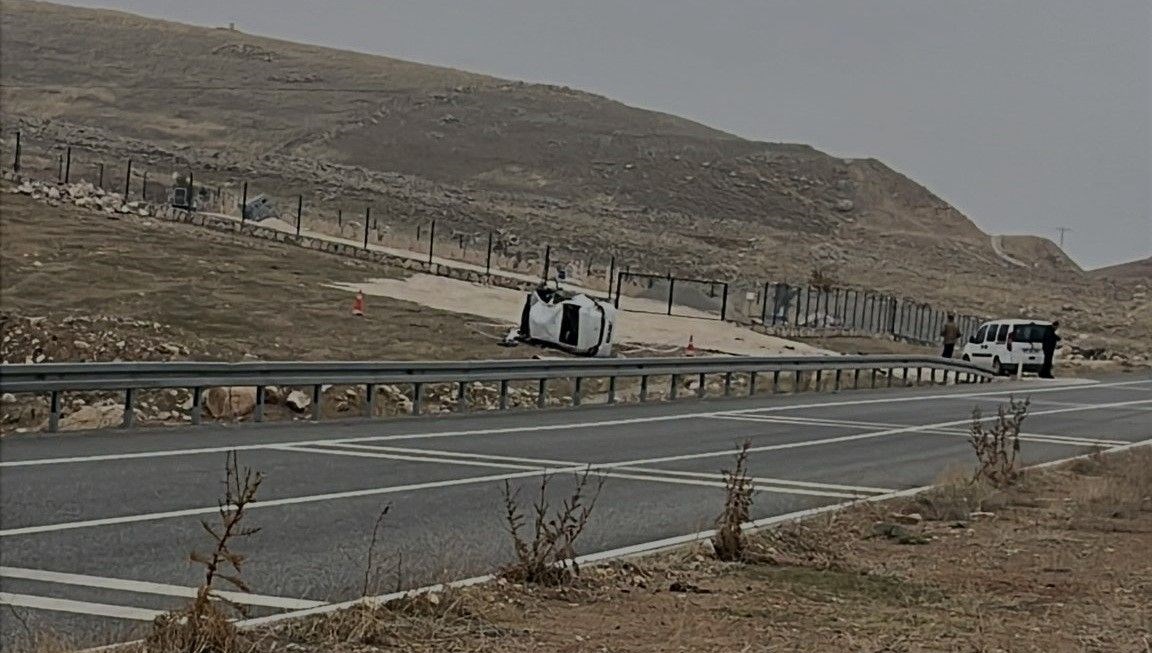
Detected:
[
  {"left": 312, "top": 384, "right": 322, "bottom": 420},
  {"left": 815, "top": 369, "right": 823, "bottom": 391},
  {"left": 190, "top": 387, "right": 203, "bottom": 425},
  {"left": 887, "top": 368, "right": 894, "bottom": 387},
  {"left": 697, "top": 373, "right": 706, "bottom": 398},
  {"left": 854, "top": 369, "right": 861, "bottom": 389},
  {"left": 749, "top": 372, "right": 758, "bottom": 395},
  {"left": 254, "top": 386, "right": 265, "bottom": 422},
  {"left": 500, "top": 380, "right": 510, "bottom": 409},
  {"left": 794, "top": 370, "right": 802, "bottom": 392},
  {"left": 870, "top": 369, "right": 878, "bottom": 388},
  {"left": 901, "top": 367, "right": 908, "bottom": 386},
  {"left": 834, "top": 369, "right": 841, "bottom": 392},
  {"left": 412, "top": 383, "right": 423, "bottom": 415},
  {"left": 723, "top": 372, "right": 732, "bottom": 397},
  {"left": 364, "top": 384, "right": 375, "bottom": 417},
  {"left": 572, "top": 377, "right": 582, "bottom": 406},
  {"left": 48, "top": 391, "right": 61, "bottom": 433},
  {"left": 639, "top": 375, "right": 648, "bottom": 401},
  {"left": 917, "top": 367, "right": 924, "bottom": 385},
  {"left": 669, "top": 374, "right": 678, "bottom": 400},
  {"left": 537, "top": 379, "right": 547, "bottom": 408},
  {"left": 608, "top": 376, "right": 617, "bottom": 404},
  {"left": 457, "top": 381, "right": 467, "bottom": 409},
  {"left": 122, "top": 388, "right": 135, "bottom": 428}
]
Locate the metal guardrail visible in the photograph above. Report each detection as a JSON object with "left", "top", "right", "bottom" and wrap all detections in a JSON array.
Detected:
[{"left": 0, "top": 355, "right": 992, "bottom": 433}]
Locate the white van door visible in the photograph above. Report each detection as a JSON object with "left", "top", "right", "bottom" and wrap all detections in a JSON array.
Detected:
[{"left": 966, "top": 323, "right": 992, "bottom": 368}]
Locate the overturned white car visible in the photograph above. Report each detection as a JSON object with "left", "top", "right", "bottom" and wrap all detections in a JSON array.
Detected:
[{"left": 517, "top": 286, "right": 617, "bottom": 357}]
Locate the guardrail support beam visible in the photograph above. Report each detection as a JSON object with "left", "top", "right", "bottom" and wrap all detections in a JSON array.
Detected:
[
  {"left": 723, "top": 372, "right": 732, "bottom": 397},
  {"left": 771, "top": 370, "right": 779, "bottom": 393},
  {"left": 669, "top": 375, "right": 678, "bottom": 400},
  {"left": 697, "top": 373, "right": 706, "bottom": 398},
  {"left": 794, "top": 370, "right": 802, "bottom": 393},
  {"left": 48, "top": 391, "right": 60, "bottom": 433},
  {"left": 457, "top": 381, "right": 467, "bottom": 409},
  {"left": 537, "top": 379, "right": 547, "bottom": 408},
  {"left": 122, "top": 388, "right": 135, "bottom": 428},
  {"left": 412, "top": 383, "right": 423, "bottom": 415},
  {"left": 639, "top": 375, "right": 649, "bottom": 402},
  {"left": 608, "top": 376, "right": 617, "bottom": 404},
  {"left": 749, "top": 372, "right": 758, "bottom": 395},
  {"left": 190, "top": 387, "right": 203, "bottom": 425},
  {"left": 312, "top": 384, "right": 322, "bottom": 421},
  {"left": 499, "top": 380, "right": 509, "bottom": 409},
  {"left": 364, "top": 384, "right": 375, "bottom": 417},
  {"left": 572, "top": 378, "right": 582, "bottom": 407}
]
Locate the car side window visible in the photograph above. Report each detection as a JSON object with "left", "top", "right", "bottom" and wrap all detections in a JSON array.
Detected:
[
  {"left": 995, "top": 324, "right": 1009, "bottom": 343},
  {"left": 973, "top": 325, "right": 988, "bottom": 342}
]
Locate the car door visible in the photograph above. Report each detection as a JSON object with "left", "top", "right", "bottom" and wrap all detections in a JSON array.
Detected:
[
  {"left": 991, "top": 323, "right": 1011, "bottom": 363},
  {"left": 967, "top": 324, "right": 991, "bottom": 367}
]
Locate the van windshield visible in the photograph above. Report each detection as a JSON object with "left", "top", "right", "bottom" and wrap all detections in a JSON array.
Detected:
[{"left": 1012, "top": 324, "right": 1050, "bottom": 343}]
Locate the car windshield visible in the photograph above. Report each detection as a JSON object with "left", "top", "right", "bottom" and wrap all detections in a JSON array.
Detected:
[{"left": 1012, "top": 324, "right": 1050, "bottom": 343}]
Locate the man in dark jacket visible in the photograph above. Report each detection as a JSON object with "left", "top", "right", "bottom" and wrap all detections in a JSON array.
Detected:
[
  {"left": 940, "top": 314, "right": 961, "bottom": 358},
  {"left": 1040, "top": 321, "right": 1061, "bottom": 379}
]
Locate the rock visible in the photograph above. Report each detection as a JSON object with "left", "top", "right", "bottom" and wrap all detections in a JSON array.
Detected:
[
  {"left": 265, "top": 385, "right": 286, "bottom": 404},
  {"left": 203, "top": 386, "right": 257, "bottom": 418},
  {"left": 73, "top": 340, "right": 90, "bottom": 350},
  {"left": 1, "top": 393, "right": 16, "bottom": 404},
  {"left": 834, "top": 199, "right": 854, "bottom": 212},
  {"left": 61, "top": 404, "right": 125, "bottom": 431},
  {"left": 285, "top": 390, "right": 311, "bottom": 412},
  {"left": 891, "top": 512, "right": 923, "bottom": 526},
  {"left": 968, "top": 511, "right": 997, "bottom": 520}
]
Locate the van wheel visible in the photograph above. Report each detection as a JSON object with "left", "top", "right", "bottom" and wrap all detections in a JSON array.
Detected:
[{"left": 992, "top": 357, "right": 1003, "bottom": 375}]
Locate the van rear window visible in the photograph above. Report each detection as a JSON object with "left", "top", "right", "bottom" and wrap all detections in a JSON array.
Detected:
[{"left": 1012, "top": 324, "right": 1049, "bottom": 343}]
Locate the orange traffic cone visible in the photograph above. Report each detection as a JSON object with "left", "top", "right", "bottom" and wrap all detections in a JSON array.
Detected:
[
  {"left": 352, "top": 290, "right": 365, "bottom": 317},
  {"left": 685, "top": 335, "right": 696, "bottom": 357}
]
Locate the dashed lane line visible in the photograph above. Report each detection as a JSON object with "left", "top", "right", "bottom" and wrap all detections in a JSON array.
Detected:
[{"left": 0, "top": 592, "right": 163, "bottom": 622}]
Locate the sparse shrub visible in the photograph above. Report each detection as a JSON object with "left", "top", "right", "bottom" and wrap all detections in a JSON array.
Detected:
[
  {"left": 146, "top": 451, "right": 262, "bottom": 653},
  {"left": 499, "top": 467, "right": 605, "bottom": 585},
  {"left": 713, "top": 440, "right": 754, "bottom": 561},
  {"left": 968, "top": 397, "right": 1029, "bottom": 487},
  {"left": 808, "top": 265, "right": 839, "bottom": 292}
]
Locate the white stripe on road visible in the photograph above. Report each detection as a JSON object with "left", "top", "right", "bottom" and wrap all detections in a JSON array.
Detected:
[
  {"left": 278, "top": 445, "right": 865, "bottom": 498},
  {"left": 0, "top": 566, "right": 324, "bottom": 610},
  {"left": 705, "top": 414, "right": 1128, "bottom": 447},
  {"left": 338, "top": 443, "right": 891, "bottom": 494},
  {"left": 0, "top": 592, "right": 162, "bottom": 621},
  {"left": 3, "top": 378, "right": 1148, "bottom": 469}
]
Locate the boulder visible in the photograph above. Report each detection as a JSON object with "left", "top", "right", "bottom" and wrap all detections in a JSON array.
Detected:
[
  {"left": 203, "top": 386, "right": 257, "bottom": 418},
  {"left": 61, "top": 404, "right": 125, "bottom": 431},
  {"left": 285, "top": 390, "right": 311, "bottom": 412}
]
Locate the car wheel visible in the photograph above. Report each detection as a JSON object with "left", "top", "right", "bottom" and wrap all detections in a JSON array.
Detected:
[{"left": 992, "top": 357, "right": 1002, "bottom": 375}]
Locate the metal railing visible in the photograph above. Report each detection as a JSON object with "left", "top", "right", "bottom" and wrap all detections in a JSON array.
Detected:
[{"left": 0, "top": 355, "right": 993, "bottom": 433}]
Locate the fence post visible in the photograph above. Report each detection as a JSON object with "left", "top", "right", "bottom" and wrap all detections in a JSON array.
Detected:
[
  {"left": 97, "top": 162, "right": 104, "bottom": 188},
  {"left": 485, "top": 232, "right": 494, "bottom": 277},
  {"left": 295, "top": 194, "right": 303, "bottom": 237},
  {"left": 667, "top": 276, "right": 675, "bottom": 315},
  {"left": 187, "top": 171, "right": 194, "bottom": 208},
  {"left": 12, "top": 130, "right": 19, "bottom": 172},
  {"left": 541, "top": 244, "right": 551, "bottom": 283},
  {"left": 614, "top": 271, "right": 624, "bottom": 308},
  {"left": 363, "top": 207, "right": 371, "bottom": 248},
  {"left": 720, "top": 282, "right": 729, "bottom": 321},
  {"left": 607, "top": 255, "right": 615, "bottom": 296},
  {"left": 123, "top": 159, "right": 132, "bottom": 198},
  {"left": 240, "top": 181, "right": 248, "bottom": 221},
  {"left": 64, "top": 146, "right": 71, "bottom": 184},
  {"left": 56, "top": 154, "right": 63, "bottom": 182},
  {"left": 337, "top": 208, "right": 342, "bottom": 228},
  {"left": 428, "top": 219, "right": 436, "bottom": 265},
  {"left": 140, "top": 170, "right": 148, "bottom": 200}
]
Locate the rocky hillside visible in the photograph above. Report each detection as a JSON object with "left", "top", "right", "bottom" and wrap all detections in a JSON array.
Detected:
[
  {"left": 1091, "top": 256, "right": 1151, "bottom": 283},
  {"left": 3, "top": 0, "right": 1140, "bottom": 351}
]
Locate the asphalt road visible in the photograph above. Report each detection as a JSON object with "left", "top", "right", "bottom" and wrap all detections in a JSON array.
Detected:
[{"left": 2, "top": 374, "right": 1150, "bottom": 647}]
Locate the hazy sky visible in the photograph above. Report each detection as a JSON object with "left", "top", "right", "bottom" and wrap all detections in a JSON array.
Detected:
[{"left": 61, "top": 0, "right": 1151, "bottom": 268}]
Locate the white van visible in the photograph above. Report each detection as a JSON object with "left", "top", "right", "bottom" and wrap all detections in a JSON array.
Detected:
[{"left": 961, "top": 319, "right": 1053, "bottom": 375}]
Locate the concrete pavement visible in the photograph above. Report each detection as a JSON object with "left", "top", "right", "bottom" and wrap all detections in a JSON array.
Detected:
[{"left": 1, "top": 374, "right": 1149, "bottom": 647}]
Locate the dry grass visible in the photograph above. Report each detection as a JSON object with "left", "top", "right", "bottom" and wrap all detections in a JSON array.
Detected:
[
  {"left": 1070, "top": 446, "right": 1152, "bottom": 521},
  {"left": 498, "top": 467, "right": 605, "bottom": 585},
  {"left": 712, "top": 440, "right": 754, "bottom": 561},
  {"left": 144, "top": 451, "right": 262, "bottom": 653},
  {"left": 968, "top": 396, "right": 1029, "bottom": 487}
]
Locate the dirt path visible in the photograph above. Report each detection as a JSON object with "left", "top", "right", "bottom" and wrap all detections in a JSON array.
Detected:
[{"left": 328, "top": 274, "right": 828, "bottom": 357}]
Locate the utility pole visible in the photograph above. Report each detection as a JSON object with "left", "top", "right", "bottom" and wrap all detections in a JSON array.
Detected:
[{"left": 1056, "top": 227, "right": 1072, "bottom": 249}]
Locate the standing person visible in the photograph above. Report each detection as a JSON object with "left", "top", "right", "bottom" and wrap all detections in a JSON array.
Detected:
[
  {"left": 1040, "top": 321, "right": 1061, "bottom": 378},
  {"left": 940, "top": 314, "right": 961, "bottom": 358}
]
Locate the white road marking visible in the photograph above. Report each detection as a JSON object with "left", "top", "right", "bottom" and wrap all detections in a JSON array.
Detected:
[
  {"left": 0, "top": 592, "right": 162, "bottom": 621},
  {"left": 705, "top": 414, "right": 1128, "bottom": 447},
  {"left": 277, "top": 445, "right": 863, "bottom": 498},
  {"left": 0, "top": 566, "right": 324, "bottom": 610},
  {"left": 6, "top": 398, "right": 1147, "bottom": 538},
  {"left": 3, "top": 378, "right": 1148, "bottom": 469},
  {"left": 339, "top": 443, "right": 891, "bottom": 494}
]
